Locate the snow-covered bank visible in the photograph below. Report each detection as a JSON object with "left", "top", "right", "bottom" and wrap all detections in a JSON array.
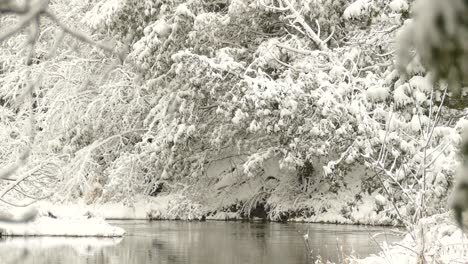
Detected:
[
  {"left": 351, "top": 213, "right": 468, "bottom": 264},
  {"left": 38, "top": 194, "right": 204, "bottom": 221},
  {"left": 0, "top": 207, "right": 125, "bottom": 237},
  {"left": 0, "top": 217, "right": 125, "bottom": 237},
  {"left": 36, "top": 191, "right": 403, "bottom": 225}
]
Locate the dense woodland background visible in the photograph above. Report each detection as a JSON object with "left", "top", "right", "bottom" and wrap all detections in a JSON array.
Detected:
[{"left": 0, "top": 0, "right": 466, "bottom": 226}]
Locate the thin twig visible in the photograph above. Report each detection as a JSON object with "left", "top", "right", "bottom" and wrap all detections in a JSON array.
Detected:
[{"left": 43, "top": 10, "right": 114, "bottom": 53}]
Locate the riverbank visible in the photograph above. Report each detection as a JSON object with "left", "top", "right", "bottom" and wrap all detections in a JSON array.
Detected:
[
  {"left": 0, "top": 207, "right": 125, "bottom": 237},
  {"left": 352, "top": 213, "right": 468, "bottom": 264},
  {"left": 51, "top": 163, "right": 407, "bottom": 226},
  {"left": 36, "top": 191, "right": 401, "bottom": 226}
]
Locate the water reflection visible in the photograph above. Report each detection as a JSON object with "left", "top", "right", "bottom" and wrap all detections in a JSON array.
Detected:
[
  {"left": 0, "top": 236, "right": 123, "bottom": 264},
  {"left": 0, "top": 221, "right": 401, "bottom": 264}
]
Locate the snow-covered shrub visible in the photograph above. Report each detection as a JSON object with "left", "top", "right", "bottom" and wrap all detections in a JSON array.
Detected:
[
  {"left": 0, "top": 0, "right": 462, "bottom": 227},
  {"left": 389, "top": 0, "right": 409, "bottom": 13},
  {"left": 343, "top": 0, "right": 371, "bottom": 20},
  {"left": 84, "top": 0, "right": 162, "bottom": 42},
  {"left": 59, "top": 0, "right": 462, "bottom": 225},
  {"left": 397, "top": 0, "right": 468, "bottom": 98}
]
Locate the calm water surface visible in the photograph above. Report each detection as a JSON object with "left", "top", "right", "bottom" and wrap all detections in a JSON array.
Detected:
[{"left": 0, "top": 221, "right": 402, "bottom": 264}]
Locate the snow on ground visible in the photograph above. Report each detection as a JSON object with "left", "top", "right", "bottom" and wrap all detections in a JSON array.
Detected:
[
  {"left": 282, "top": 164, "right": 397, "bottom": 225},
  {"left": 205, "top": 211, "right": 240, "bottom": 221},
  {"left": 0, "top": 216, "right": 125, "bottom": 237},
  {"left": 0, "top": 207, "right": 125, "bottom": 237},
  {"left": 37, "top": 194, "right": 192, "bottom": 220},
  {"left": 351, "top": 213, "right": 468, "bottom": 264}
]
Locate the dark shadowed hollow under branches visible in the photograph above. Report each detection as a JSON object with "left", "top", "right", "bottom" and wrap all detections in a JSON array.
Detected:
[{"left": 1, "top": 0, "right": 468, "bottom": 263}]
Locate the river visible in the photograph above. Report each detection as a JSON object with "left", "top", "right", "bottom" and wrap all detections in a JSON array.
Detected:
[{"left": 0, "top": 220, "right": 402, "bottom": 264}]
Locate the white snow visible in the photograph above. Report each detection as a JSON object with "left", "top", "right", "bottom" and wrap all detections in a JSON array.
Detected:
[
  {"left": 389, "top": 0, "right": 409, "bottom": 13},
  {"left": 394, "top": 84, "right": 412, "bottom": 107},
  {"left": 353, "top": 213, "right": 468, "bottom": 264},
  {"left": 0, "top": 216, "right": 125, "bottom": 237},
  {"left": 83, "top": 0, "right": 124, "bottom": 30},
  {"left": 36, "top": 193, "right": 203, "bottom": 221},
  {"left": 175, "top": 4, "right": 194, "bottom": 18},
  {"left": 409, "top": 75, "right": 432, "bottom": 93},
  {"left": 343, "top": 0, "right": 370, "bottom": 20},
  {"left": 410, "top": 115, "right": 421, "bottom": 132},
  {"left": 366, "top": 86, "right": 389, "bottom": 102},
  {"left": 0, "top": 206, "right": 125, "bottom": 237},
  {"left": 152, "top": 19, "right": 172, "bottom": 38},
  {"left": 413, "top": 90, "right": 428, "bottom": 105},
  {"left": 374, "top": 194, "right": 387, "bottom": 206},
  {"left": 206, "top": 212, "right": 240, "bottom": 221}
]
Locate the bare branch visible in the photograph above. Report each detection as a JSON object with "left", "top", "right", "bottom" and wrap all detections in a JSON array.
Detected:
[
  {"left": 281, "top": 0, "right": 328, "bottom": 51},
  {"left": 44, "top": 10, "right": 114, "bottom": 53},
  {"left": 0, "top": 164, "right": 42, "bottom": 199},
  {"left": 0, "top": 0, "right": 48, "bottom": 42}
]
